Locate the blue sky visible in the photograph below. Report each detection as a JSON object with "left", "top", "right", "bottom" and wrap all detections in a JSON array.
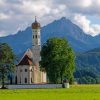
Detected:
[
  {"left": 87, "top": 16, "right": 100, "bottom": 24},
  {"left": 0, "top": 0, "right": 100, "bottom": 37}
]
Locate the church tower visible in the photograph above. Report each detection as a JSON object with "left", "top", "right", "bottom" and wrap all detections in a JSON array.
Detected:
[{"left": 32, "top": 17, "right": 41, "bottom": 63}]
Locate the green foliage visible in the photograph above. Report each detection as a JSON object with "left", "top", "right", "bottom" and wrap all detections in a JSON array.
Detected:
[
  {"left": 75, "top": 52, "right": 100, "bottom": 84},
  {"left": 74, "top": 69, "right": 99, "bottom": 84},
  {"left": 76, "top": 52, "right": 100, "bottom": 75},
  {"left": 40, "top": 38, "right": 75, "bottom": 84},
  {"left": 0, "top": 43, "right": 15, "bottom": 88}
]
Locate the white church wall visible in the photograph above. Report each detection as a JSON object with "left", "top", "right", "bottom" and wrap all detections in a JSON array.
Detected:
[
  {"left": 41, "top": 72, "right": 47, "bottom": 83},
  {"left": 15, "top": 64, "right": 47, "bottom": 84},
  {"left": 16, "top": 65, "right": 33, "bottom": 84}
]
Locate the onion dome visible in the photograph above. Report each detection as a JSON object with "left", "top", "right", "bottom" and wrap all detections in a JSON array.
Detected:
[{"left": 32, "top": 17, "right": 41, "bottom": 29}]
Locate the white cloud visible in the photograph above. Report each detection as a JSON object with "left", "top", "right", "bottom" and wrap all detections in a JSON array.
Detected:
[
  {"left": 20, "top": 0, "right": 51, "bottom": 16},
  {"left": 72, "top": 14, "right": 90, "bottom": 33},
  {"left": 68, "top": 0, "right": 92, "bottom": 8},
  {"left": 0, "top": 0, "right": 5, "bottom": 6},
  {"left": 0, "top": 0, "right": 100, "bottom": 37},
  {"left": 79, "top": 0, "right": 92, "bottom": 7},
  {"left": 90, "top": 25, "right": 100, "bottom": 35},
  {"left": 0, "top": 13, "right": 10, "bottom": 20},
  {"left": 72, "top": 14, "right": 100, "bottom": 36},
  {"left": 0, "top": 30, "right": 7, "bottom": 37}
]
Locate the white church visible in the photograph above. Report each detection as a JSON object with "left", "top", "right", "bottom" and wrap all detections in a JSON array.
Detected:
[{"left": 14, "top": 18, "right": 47, "bottom": 84}]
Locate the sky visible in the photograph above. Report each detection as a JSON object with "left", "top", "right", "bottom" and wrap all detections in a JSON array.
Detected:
[{"left": 0, "top": 0, "right": 100, "bottom": 37}]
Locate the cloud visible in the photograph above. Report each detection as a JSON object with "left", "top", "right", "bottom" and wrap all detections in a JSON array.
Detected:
[
  {"left": 0, "top": 13, "right": 10, "bottom": 20},
  {"left": 64, "top": 0, "right": 92, "bottom": 8},
  {"left": 0, "top": 0, "right": 100, "bottom": 37},
  {"left": 90, "top": 24, "right": 100, "bottom": 35},
  {"left": 0, "top": 30, "right": 6, "bottom": 37},
  {"left": 71, "top": 14, "right": 100, "bottom": 36}
]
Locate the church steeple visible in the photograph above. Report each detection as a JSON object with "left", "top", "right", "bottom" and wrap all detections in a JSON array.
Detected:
[
  {"left": 32, "top": 17, "right": 40, "bottom": 29},
  {"left": 35, "top": 16, "right": 37, "bottom": 22},
  {"left": 32, "top": 17, "right": 41, "bottom": 62}
]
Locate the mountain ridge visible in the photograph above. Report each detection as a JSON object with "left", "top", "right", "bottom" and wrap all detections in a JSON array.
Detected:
[{"left": 0, "top": 17, "right": 100, "bottom": 54}]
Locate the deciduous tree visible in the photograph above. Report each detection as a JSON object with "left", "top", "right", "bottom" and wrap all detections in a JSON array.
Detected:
[
  {"left": 0, "top": 43, "right": 15, "bottom": 88},
  {"left": 40, "top": 38, "right": 75, "bottom": 84}
]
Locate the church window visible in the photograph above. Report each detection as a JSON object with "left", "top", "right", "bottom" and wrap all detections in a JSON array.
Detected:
[
  {"left": 25, "top": 78, "right": 27, "bottom": 83},
  {"left": 15, "top": 76, "right": 17, "bottom": 84},
  {"left": 34, "top": 30, "right": 37, "bottom": 32},
  {"left": 20, "top": 77, "right": 21, "bottom": 84},
  {"left": 31, "top": 78, "right": 33, "bottom": 83},
  {"left": 33, "top": 35, "right": 34, "bottom": 38},
  {"left": 31, "top": 69, "right": 33, "bottom": 72},
  {"left": 25, "top": 69, "right": 27, "bottom": 72},
  {"left": 35, "top": 35, "right": 37, "bottom": 38}
]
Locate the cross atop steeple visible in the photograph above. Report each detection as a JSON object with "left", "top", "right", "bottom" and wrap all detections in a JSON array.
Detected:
[{"left": 35, "top": 16, "right": 37, "bottom": 22}]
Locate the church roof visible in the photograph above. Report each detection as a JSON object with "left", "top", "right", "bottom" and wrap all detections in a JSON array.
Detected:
[
  {"left": 17, "top": 48, "right": 33, "bottom": 66},
  {"left": 32, "top": 17, "right": 41, "bottom": 29},
  {"left": 17, "top": 54, "right": 33, "bottom": 66}
]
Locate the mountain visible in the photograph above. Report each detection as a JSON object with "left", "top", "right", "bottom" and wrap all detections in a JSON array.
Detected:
[
  {"left": 86, "top": 47, "right": 100, "bottom": 53},
  {"left": 75, "top": 47, "right": 100, "bottom": 83},
  {"left": 41, "top": 17, "right": 100, "bottom": 52},
  {"left": 0, "top": 27, "right": 32, "bottom": 54},
  {"left": 76, "top": 52, "right": 100, "bottom": 73},
  {"left": 0, "top": 17, "right": 100, "bottom": 54},
  {"left": 76, "top": 46, "right": 100, "bottom": 70}
]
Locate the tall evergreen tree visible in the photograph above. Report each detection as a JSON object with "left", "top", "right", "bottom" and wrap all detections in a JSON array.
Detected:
[
  {"left": 40, "top": 38, "right": 75, "bottom": 84},
  {"left": 0, "top": 43, "right": 15, "bottom": 88}
]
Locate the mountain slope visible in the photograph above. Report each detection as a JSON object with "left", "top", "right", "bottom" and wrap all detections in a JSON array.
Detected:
[
  {"left": 41, "top": 17, "right": 100, "bottom": 52},
  {"left": 0, "top": 17, "right": 100, "bottom": 54},
  {"left": 76, "top": 47, "right": 100, "bottom": 77},
  {"left": 74, "top": 47, "right": 100, "bottom": 83}
]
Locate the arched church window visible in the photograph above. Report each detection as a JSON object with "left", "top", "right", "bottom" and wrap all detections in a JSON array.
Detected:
[
  {"left": 25, "top": 78, "right": 27, "bottom": 83},
  {"left": 31, "top": 69, "right": 33, "bottom": 72},
  {"left": 34, "top": 30, "right": 37, "bottom": 32},
  {"left": 31, "top": 78, "right": 33, "bottom": 83},
  {"left": 25, "top": 69, "right": 27, "bottom": 72},
  {"left": 20, "top": 77, "right": 21, "bottom": 84},
  {"left": 35, "top": 35, "right": 37, "bottom": 38},
  {"left": 15, "top": 76, "right": 17, "bottom": 84}
]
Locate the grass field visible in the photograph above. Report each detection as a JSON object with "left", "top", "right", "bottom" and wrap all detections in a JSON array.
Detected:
[{"left": 0, "top": 85, "right": 100, "bottom": 100}]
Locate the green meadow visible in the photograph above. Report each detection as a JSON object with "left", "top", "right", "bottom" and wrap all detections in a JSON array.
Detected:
[{"left": 0, "top": 85, "right": 100, "bottom": 100}]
